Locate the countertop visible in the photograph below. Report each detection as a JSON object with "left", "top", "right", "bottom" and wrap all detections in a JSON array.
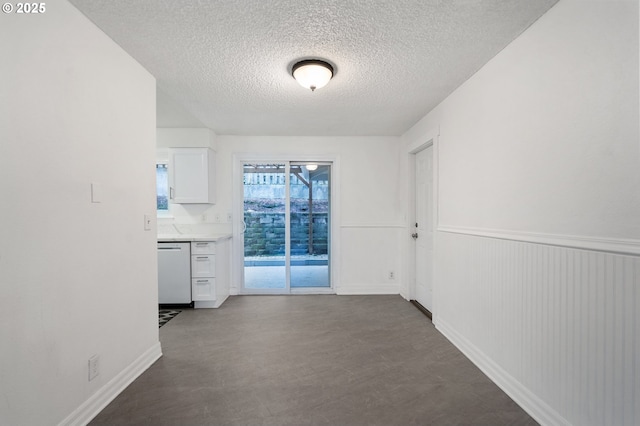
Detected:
[{"left": 157, "top": 233, "right": 232, "bottom": 242}]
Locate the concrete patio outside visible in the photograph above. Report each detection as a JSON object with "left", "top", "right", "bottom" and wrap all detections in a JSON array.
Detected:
[{"left": 244, "top": 254, "right": 329, "bottom": 289}]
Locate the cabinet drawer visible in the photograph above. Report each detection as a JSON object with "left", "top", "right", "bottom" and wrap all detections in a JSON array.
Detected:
[
  {"left": 192, "top": 278, "right": 215, "bottom": 301},
  {"left": 191, "top": 241, "right": 216, "bottom": 255},
  {"left": 191, "top": 254, "right": 215, "bottom": 277}
]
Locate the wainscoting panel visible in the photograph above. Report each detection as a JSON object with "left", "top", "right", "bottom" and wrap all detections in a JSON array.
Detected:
[{"left": 435, "top": 231, "right": 639, "bottom": 426}]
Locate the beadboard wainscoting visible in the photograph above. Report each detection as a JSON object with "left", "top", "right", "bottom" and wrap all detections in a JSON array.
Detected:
[{"left": 434, "top": 230, "right": 639, "bottom": 426}]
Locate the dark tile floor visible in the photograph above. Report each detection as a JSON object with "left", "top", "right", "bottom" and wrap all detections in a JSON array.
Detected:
[
  {"left": 158, "top": 309, "right": 181, "bottom": 328},
  {"left": 91, "top": 295, "right": 538, "bottom": 426}
]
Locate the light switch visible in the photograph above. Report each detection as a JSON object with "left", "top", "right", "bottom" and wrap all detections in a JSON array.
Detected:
[
  {"left": 91, "top": 182, "right": 102, "bottom": 203},
  {"left": 144, "top": 214, "right": 153, "bottom": 231}
]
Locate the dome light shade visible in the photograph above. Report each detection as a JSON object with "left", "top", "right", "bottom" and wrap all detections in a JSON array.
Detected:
[{"left": 292, "top": 60, "right": 334, "bottom": 92}]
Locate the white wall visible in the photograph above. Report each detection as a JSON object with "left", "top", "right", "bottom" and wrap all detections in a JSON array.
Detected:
[
  {"left": 0, "top": 2, "right": 160, "bottom": 425},
  {"left": 216, "top": 136, "right": 404, "bottom": 294},
  {"left": 406, "top": 0, "right": 640, "bottom": 241},
  {"left": 403, "top": 1, "right": 639, "bottom": 425}
]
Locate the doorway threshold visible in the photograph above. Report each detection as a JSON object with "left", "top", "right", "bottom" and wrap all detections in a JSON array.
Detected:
[{"left": 410, "top": 300, "right": 432, "bottom": 321}]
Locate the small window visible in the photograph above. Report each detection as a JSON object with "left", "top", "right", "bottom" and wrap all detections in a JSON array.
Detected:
[{"left": 156, "top": 164, "right": 169, "bottom": 211}]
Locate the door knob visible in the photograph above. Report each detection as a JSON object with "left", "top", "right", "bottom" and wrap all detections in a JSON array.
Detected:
[{"left": 411, "top": 233, "right": 418, "bottom": 239}]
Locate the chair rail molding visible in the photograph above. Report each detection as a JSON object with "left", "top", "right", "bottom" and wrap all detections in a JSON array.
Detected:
[{"left": 438, "top": 225, "right": 640, "bottom": 257}]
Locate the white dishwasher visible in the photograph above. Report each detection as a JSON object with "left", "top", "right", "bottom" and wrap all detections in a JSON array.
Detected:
[{"left": 157, "top": 242, "right": 192, "bottom": 305}]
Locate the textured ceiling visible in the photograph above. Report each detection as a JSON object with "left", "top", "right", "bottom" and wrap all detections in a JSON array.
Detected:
[
  {"left": 70, "top": 0, "right": 558, "bottom": 136},
  {"left": 156, "top": 87, "right": 205, "bottom": 128}
]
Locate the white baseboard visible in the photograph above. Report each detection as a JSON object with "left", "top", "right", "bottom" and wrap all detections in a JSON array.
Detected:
[
  {"left": 336, "top": 283, "right": 399, "bottom": 295},
  {"left": 194, "top": 294, "right": 230, "bottom": 308},
  {"left": 435, "top": 319, "right": 569, "bottom": 426},
  {"left": 216, "top": 294, "right": 229, "bottom": 306},
  {"left": 59, "top": 342, "right": 162, "bottom": 426}
]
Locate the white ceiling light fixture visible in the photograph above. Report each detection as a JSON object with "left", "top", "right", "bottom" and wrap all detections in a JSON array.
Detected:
[
  {"left": 305, "top": 164, "right": 318, "bottom": 171},
  {"left": 292, "top": 59, "right": 334, "bottom": 92}
]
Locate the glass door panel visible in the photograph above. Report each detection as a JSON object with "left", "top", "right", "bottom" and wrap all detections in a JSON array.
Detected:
[
  {"left": 290, "top": 163, "right": 330, "bottom": 288},
  {"left": 243, "top": 164, "right": 287, "bottom": 291}
]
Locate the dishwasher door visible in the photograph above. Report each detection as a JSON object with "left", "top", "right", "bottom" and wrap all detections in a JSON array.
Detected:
[{"left": 158, "top": 242, "right": 191, "bottom": 304}]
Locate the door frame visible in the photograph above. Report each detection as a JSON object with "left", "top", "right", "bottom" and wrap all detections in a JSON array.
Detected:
[
  {"left": 231, "top": 153, "right": 340, "bottom": 295},
  {"left": 405, "top": 129, "right": 439, "bottom": 320}
]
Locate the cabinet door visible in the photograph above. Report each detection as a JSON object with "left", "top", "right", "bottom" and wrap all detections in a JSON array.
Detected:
[
  {"left": 192, "top": 255, "right": 216, "bottom": 277},
  {"left": 169, "top": 148, "right": 215, "bottom": 204},
  {"left": 192, "top": 278, "right": 215, "bottom": 301}
]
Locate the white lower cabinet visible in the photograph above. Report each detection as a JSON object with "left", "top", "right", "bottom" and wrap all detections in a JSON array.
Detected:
[
  {"left": 192, "top": 254, "right": 216, "bottom": 277},
  {"left": 192, "top": 277, "right": 215, "bottom": 300},
  {"left": 191, "top": 242, "right": 216, "bottom": 303},
  {"left": 190, "top": 239, "right": 230, "bottom": 308}
]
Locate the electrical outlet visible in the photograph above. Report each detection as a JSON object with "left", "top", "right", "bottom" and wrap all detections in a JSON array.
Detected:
[
  {"left": 227, "top": 213, "right": 232, "bottom": 222},
  {"left": 88, "top": 355, "right": 100, "bottom": 381},
  {"left": 214, "top": 213, "right": 221, "bottom": 222},
  {"left": 388, "top": 271, "right": 395, "bottom": 280}
]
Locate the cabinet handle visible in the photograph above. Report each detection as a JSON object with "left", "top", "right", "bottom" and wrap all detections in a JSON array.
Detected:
[
  {"left": 196, "top": 280, "right": 208, "bottom": 283},
  {"left": 196, "top": 256, "right": 209, "bottom": 260},
  {"left": 170, "top": 187, "right": 174, "bottom": 200}
]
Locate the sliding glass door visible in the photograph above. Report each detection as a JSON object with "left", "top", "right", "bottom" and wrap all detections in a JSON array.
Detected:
[
  {"left": 289, "top": 162, "right": 330, "bottom": 289},
  {"left": 242, "top": 162, "right": 331, "bottom": 293},
  {"left": 243, "top": 164, "right": 287, "bottom": 290}
]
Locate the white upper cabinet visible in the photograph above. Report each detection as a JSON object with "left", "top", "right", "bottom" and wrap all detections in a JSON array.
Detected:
[{"left": 168, "top": 148, "right": 216, "bottom": 204}]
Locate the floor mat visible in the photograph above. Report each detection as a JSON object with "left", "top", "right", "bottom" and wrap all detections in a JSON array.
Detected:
[{"left": 158, "top": 310, "right": 181, "bottom": 328}]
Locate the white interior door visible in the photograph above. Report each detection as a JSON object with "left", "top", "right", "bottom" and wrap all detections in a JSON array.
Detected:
[{"left": 414, "top": 146, "right": 433, "bottom": 311}]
